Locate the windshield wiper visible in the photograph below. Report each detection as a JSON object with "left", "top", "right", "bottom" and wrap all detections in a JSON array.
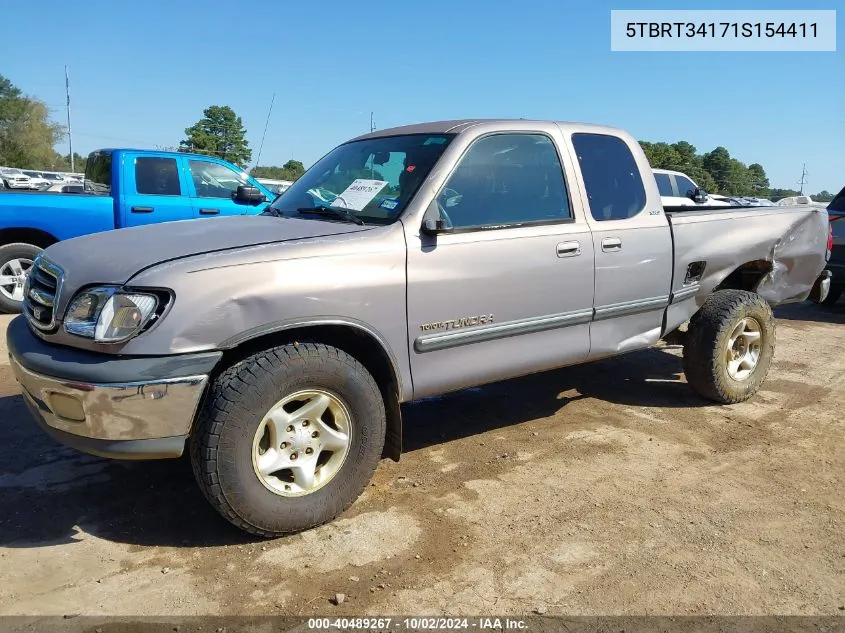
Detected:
[{"left": 296, "top": 206, "right": 365, "bottom": 226}]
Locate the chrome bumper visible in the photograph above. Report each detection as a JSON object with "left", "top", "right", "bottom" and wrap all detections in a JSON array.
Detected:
[
  {"left": 809, "top": 270, "right": 832, "bottom": 303},
  {"left": 10, "top": 353, "right": 208, "bottom": 444}
]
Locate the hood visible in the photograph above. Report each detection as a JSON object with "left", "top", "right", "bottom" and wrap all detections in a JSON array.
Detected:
[{"left": 43, "top": 215, "right": 372, "bottom": 289}]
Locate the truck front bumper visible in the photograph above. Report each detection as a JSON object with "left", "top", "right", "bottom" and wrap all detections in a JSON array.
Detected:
[{"left": 6, "top": 316, "right": 222, "bottom": 460}]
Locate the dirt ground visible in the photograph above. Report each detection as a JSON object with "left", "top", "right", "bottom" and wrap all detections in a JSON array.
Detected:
[{"left": 0, "top": 302, "right": 843, "bottom": 618}]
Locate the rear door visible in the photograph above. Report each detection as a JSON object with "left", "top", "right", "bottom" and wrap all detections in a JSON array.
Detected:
[
  {"left": 567, "top": 132, "right": 673, "bottom": 360},
  {"left": 185, "top": 157, "right": 269, "bottom": 217},
  {"left": 121, "top": 153, "right": 195, "bottom": 227}
]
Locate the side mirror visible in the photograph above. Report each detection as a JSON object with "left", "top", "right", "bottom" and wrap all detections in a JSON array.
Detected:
[
  {"left": 692, "top": 187, "right": 709, "bottom": 204},
  {"left": 234, "top": 184, "right": 267, "bottom": 204},
  {"left": 421, "top": 217, "right": 453, "bottom": 236}
]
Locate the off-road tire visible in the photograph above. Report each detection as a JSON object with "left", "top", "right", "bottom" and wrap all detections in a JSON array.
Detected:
[
  {"left": 190, "top": 342, "right": 386, "bottom": 538},
  {"left": 683, "top": 289, "right": 775, "bottom": 404},
  {"left": 820, "top": 286, "right": 842, "bottom": 307},
  {"left": 0, "top": 243, "right": 42, "bottom": 314}
]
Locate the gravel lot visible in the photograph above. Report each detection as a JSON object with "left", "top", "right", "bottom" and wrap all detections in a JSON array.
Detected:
[{"left": 0, "top": 303, "right": 843, "bottom": 617}]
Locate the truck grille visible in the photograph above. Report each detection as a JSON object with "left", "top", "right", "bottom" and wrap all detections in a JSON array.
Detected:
[{"left": 23, "top": 255, "right": 64, "bottom": 331}]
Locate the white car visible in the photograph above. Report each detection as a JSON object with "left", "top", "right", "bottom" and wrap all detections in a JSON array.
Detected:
[
  {"left": 40, "top": 171, "right": 74, "bottom": 185},
  {"left": 652, "top": 168, "right": 731, "bottom": 207},
  {"left": 21, "top": 171, "right": 52, "bottom": 190},
  {"left": 255, "top": 178, "right": 293, "bottom": 195},
  {"left": 0, "top": 168, "right": 33, "bottom": 189}
]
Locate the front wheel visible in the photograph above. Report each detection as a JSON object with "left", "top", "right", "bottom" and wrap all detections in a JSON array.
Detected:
[
  {"left": 683, "top": 289, "right": 775, "bottom": 404},
  {"left": 190, "top": 342, "right": 386, "bottom": 537},
  {"left": 0, "top": 243, "right": 42, "bottom": 314}
]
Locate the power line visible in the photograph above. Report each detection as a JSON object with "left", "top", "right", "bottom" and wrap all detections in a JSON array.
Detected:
[{"left": 253, "top": 93, "right": 276, "bottom": 169}]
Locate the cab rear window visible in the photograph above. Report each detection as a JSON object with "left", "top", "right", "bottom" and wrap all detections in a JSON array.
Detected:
[{"left": 84, "top": 152, "right": 112, "bottom": 195}]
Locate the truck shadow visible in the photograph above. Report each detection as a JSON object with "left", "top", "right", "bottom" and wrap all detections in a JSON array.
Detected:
[
  {"left": 402, "top": 345, "right": 701, "bottom": 452},
  {"left": 0, "top": 390, "right": 251, "bottom": 550},
  {"left": 0, "top": 346, "right": 698, "bottom": 550},
  {"left": 774, "top": 299, "right": 845, "bottom": 325}
]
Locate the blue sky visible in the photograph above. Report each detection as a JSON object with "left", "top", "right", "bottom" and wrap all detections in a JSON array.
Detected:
[{"left": 1, "top": 0, "right": 842, "bottom": 192}]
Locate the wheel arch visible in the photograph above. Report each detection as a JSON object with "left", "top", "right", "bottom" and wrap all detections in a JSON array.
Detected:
[
  {"left": 714, "top": 259, "right": 773, "bottom": 294},
  {"left": 0, "top": 228, "right": 59, "bottom": 250},
  {"left": 216, "top": 319, "right": 405, "bottom": 461}
]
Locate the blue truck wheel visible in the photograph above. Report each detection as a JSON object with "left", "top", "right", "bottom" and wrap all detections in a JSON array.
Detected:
[{"left": 0, "top": 243, "right": 42, "bottom": 313}]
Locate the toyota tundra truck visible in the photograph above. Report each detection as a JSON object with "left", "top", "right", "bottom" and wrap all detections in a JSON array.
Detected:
[{"left": 6, "top": 119, "right": 832, "bottom": 537}]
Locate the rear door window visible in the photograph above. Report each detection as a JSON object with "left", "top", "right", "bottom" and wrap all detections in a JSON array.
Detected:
[
  {"left": 135, "top": 157, "right": 181, "bottom": 196},
  {"left": 654, "top": 173, "right": 674, "bottom": 197},
  {"left": 572, "top": 133, "right": 646, "bottom": 221}
]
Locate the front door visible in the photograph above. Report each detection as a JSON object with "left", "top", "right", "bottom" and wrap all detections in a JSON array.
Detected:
[
  {"left": 186, "top": 158, "right": 265, "bottom": 218},
  {"left": 568, "top": 132, "right": 672, "bottom": 360},
  {"left": 405, "top": 129, "right": 595, "bottom": 399}
]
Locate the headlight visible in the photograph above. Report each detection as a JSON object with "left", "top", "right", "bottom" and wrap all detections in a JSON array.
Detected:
[{"left": 64, "top": 286, "right": 162, "bottom": 342}]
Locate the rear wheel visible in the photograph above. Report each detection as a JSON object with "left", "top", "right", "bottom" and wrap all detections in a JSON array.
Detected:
[
  {"left": 683, "top": 289, "right": 775, "bottom": 404},
  {"left": 190, "top": 342, "right": 386, "bottom": 537},
  {"left": 0, "top": 243, "right": 42, "bottom": 314}
]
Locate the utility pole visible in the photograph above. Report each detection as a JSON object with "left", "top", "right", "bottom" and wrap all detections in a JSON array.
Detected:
[
  {"left": 798, "top": 163, "right": 808, "bottom": 194},
  {"left": 65, "top": 65, "right": 74, "bottom": 172},
  {"left": 370, "top": 112, "right": 375, "bottom": 133}
]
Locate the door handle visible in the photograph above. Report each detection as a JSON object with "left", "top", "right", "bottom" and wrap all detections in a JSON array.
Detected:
[
  {"left": 601, "top": 237, "right": 622, "bottom": 252},
  {"left": 131, "top": 206, "right": 154, "bottom": 213},
  {"left": 199, "top": 208, "right": 220, "bottom": 215},
  {"left": 556, "top": 241, "right": 581, "bottom": 258}
]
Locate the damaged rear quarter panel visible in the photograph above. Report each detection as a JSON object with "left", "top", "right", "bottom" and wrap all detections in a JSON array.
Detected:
[{"left": 665, "top": 205, "right": 829, "bottom": 331}]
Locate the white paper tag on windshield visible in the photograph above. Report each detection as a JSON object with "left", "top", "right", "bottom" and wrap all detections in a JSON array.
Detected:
[{"left": 332, "top": 179, "right": 388, "bottom": 211}]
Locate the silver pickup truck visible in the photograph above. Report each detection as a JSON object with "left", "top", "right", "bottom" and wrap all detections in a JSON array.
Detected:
[{"left": 6, "top": 119, "right": 832, "bottom": 537}]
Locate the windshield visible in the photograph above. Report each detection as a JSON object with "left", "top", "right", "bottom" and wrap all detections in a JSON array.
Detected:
[{"left": 268, "top": 133, "right": 455, "bottom": 225}]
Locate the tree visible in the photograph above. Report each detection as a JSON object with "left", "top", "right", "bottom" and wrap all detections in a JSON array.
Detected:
[
  {"left": 251, "top": 159, "right": 306, "bottom": 182},
  {"left": 811, "top": 190, "right": 834, "bottom": 202},
  {"left": 180, "top": 105, "right": 251, "bottom": 168},
  {"left": 639, "top": 140, "right": 717, "bottom": 193},
  {"left": 0, "top": 73, "right": 65, "bottom": 169},
  {"left": 281, "top": 160, "right": 305, "bottom": 179},
  {"left": 50, "top": 152, "right": 87, "bottom": 173},
  {"left": 770, "top": 188, "right": 801, "bottom": 201},
  {"left": 746, "top": 163, "right": 770, "bottom": 197}
]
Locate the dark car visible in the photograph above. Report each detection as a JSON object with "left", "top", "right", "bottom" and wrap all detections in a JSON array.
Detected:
[{"left": 819, "top": 186, "right": 845, "bottom": 306}]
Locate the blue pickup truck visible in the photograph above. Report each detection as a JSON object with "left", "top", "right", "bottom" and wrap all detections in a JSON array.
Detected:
[{"left": 0, "top": 148, "right": 273, "bottom": 313}]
